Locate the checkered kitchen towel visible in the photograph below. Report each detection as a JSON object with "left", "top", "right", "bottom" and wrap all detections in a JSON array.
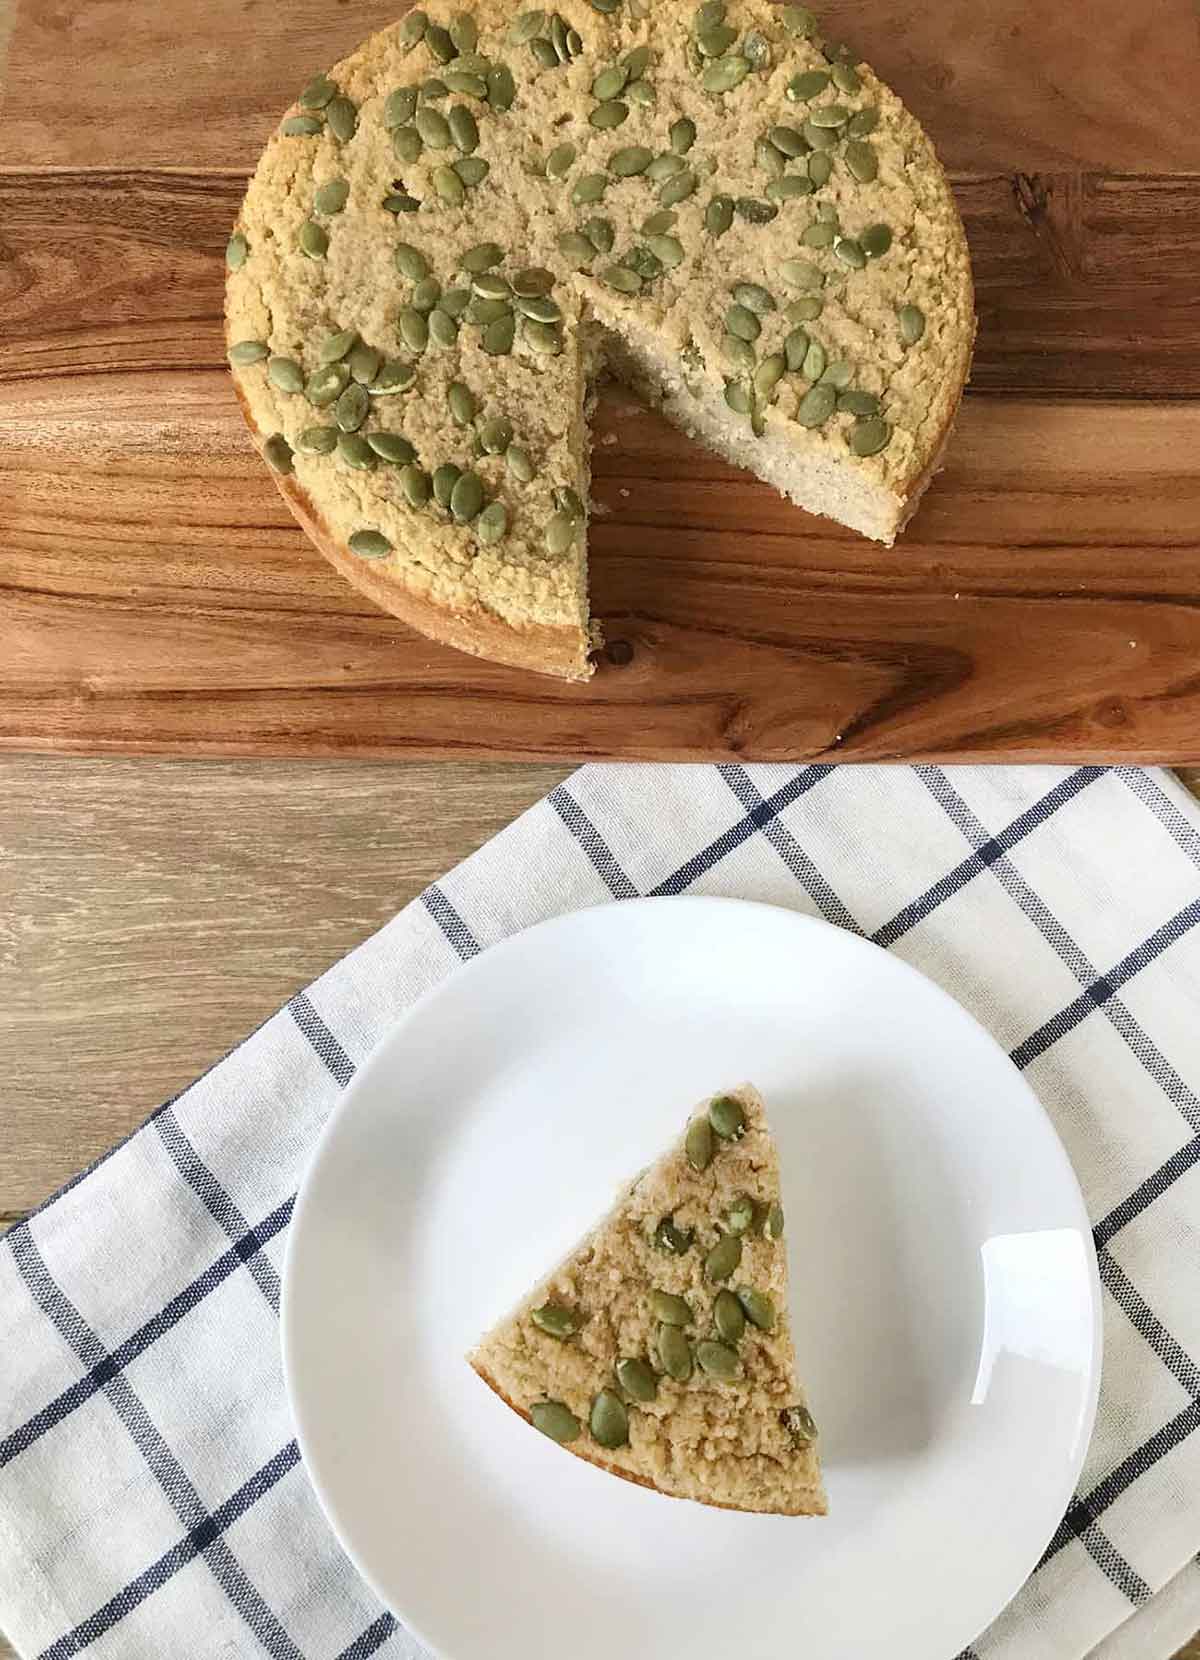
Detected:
[{"left": 2, "top": 763, "right": 1200, "bottom": 1660}]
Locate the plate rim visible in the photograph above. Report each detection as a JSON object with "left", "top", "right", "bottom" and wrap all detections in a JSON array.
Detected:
[{"left": 281, "top": 894, "right": 1103, "bottom": 1659}]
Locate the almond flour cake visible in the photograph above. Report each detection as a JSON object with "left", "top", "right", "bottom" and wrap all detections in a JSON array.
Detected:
[
  {"left": 226, "top": 0, "right": 974, "bottom": 680},
  {"left": 469, "top": 1085, "right": 827, "bottom": 1514}
]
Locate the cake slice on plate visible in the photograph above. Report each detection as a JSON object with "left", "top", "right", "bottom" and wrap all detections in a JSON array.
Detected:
[{"left": 470, "top": 1084, "right": 826, "bottom": 1515}]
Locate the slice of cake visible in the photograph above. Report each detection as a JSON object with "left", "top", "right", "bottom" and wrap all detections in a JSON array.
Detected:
[
  {"left": 470, "top": 1084, "right": 826, "bottom": 1514},
  {"left": 226, "top": 0, "right": 975, "bottom": 680}
]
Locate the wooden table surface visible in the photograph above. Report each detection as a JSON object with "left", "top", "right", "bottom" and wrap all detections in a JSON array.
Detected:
[{"left": 2, "top": 0, "right": 1200, "bottom": 761}]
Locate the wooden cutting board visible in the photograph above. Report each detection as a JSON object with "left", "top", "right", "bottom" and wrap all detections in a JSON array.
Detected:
[{"left": 2, "top": 0, "right": 1199, "bottom": 762}]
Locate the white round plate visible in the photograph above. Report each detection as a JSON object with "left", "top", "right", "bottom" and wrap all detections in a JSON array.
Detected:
[{"left": 282, "top": 897, "right": 1101, "bottom": 1660}]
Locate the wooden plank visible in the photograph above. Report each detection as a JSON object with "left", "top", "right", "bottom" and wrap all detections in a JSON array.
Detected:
[
  {"left": 3, "top": 0, "right": 1199, "bottom": 173},
  {"left": 2, "top": 379, "right": 1199, "bottom": 761},
  {"left": 4, "top": 169, "right": 1198, "bottom": 398}
]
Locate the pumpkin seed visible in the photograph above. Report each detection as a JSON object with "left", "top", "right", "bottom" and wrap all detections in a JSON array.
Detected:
[
  {"left": 550, "top": 12, "right": 570, "bottom": 59},
  {"left": 433, "top": 164, "right": 466, "bottom": 205},
  {"left": 518, "top": 293, "right": 563, "bottom": 323},
  {"left": 400, "top": 9, "right": 429, "bottom": 48},
  {"left": 654, "top": 1216, "right": 694, "bottom": 1255},
  {"left": 476, "top": 501, "right": 509, "bottom": 543},
  {"left": 659, "top": 168, "right": 697, "bottom": 206},
  {"left": 696, "top": 1339, "right": 742, "bottom": 1379},
  {"left": 744, "top": 28, "right": 771, "bottom": 66},
  {"left": 409, "top": 277, "right": 440, "bottom": 313},
  {"left": 589, "top": 1389, "right": 629, "bottom": 1449},
  {"left": 859, "top": 222, "right": 892, "bottom": 260},
  {"left": 335, "top": 382, "right": 370, "bottom": 432},
  {"left": 714, "top": 1288, "right": 746, "bottom": 1343},
  {"left": 757, "top": 137, "right": 785, "bottom": 179},
  {"left": 807, "top": 151, "right": 833, "bottom": 187},
  {"left": 702, "top": 54, "right": 750, "bottom": 92},
  {"left": 725, "top": 304, "right": 761, "bottom": 343},
  {"left": 448, "top": 470, "right": 483, "bottom": 522},
  {"left": 384, "top": 190, "right": 420, "bottom": 213},
  {"left": 395, "top": 243, "right": 430, "bottom": 282},
  {"left": 471, "top": 296, "right": 511, "bottom": 325},
  {"left": 696, "top": 21, "right": 737, "bottom": 55},
  {"left": 486, "top": 62, "right": 517, "bottom": 109},
  {"left": 337, "top": 432, "right": 375, "bottom": 469},
  {"left": 832, "top": 61, "right": 861, "bottom": 94},
  {"left": 545, "top": 509, "right": 576, "bottom": 553},
  {"left": 398, "top": 464, "right": 431, "bottom": 506},
  {"left": 432, "top": 463, "right": 461, "bottom": 507},
  {"left": 463, "top": 241, "right": 503, "bottom": 273},
  {"left": 736, "top": 1285, "right": 776, "bottom": 1331},
  {"left": 641, "top": 208, "right": 677, "bottom": 235},
  {"left": 646, "top": 153, "right": 685, "bottom": 182},
  {"left": 801, "top": 220, "right": 836, "bottom": 249},
  {"left": 325, "top": 96, "right": 357, "bottom": 142},
  {"left": 781, "top": 1404, "right": 818, "bottom": 1444},
  {"left": 584, "top": 216, "right": 615, "bottom": 252},
  {"left": 616, "top": 1357, "right": 658, "bottom": 1402},
  {"left": 821, "top": 358, "right": 853, "bottom": 388},
  {"left": 767, "top": 1201, "right": 786, "bottom": 1238},
  {"left": 420, "top": 77, "right": 448, "bottom": 101},
  {"left": 383, "top": 87, "right": 417, "bottom": 129},
  {"left": 848, "top": 105, "right": 879, "bottom": 137},
  {"left": 314, "top": 177, "right": 350, "bottom": 217},
  {"left": 506, "top": 444, "right": 535, "bottom": 482},
  {"left": 392, "top": 125, "right": 424, "bottom": 163},
  {"left": 590, "top": 99, "right": 629, "bottom": 129},
  {"left": 694, "top": 0, "right": 725, "bottom": 28},
  {"left": 448, "top": 381, "right": 477, "bottom": 425},
  {"left": 296, "top": 425, "right": 338, "bottom": 454},
  {"left": 602, "top": 264, "right": 642, "bottom": 294},
  {"left": 415, "top": 104, "right": 451, "bottom": 147},
  {"left": 670, "top": 117, "right": 697, "bottom": 155},
  {"left": 281, "top": 115, "right": 323, "bottom": 136},
  {"left": 559, "top": 230, "right": 597, "bottom": 266},
  {"left": 263, "top": 433, "right": 293, "bottom": 473},
  {"left": 781, "top": 4, "right": 817, "bottom": 34},
  {"left": 267, "top": 355, "right": 304, "bottom": 393},
  {"left": 784, "top": 327, "right": 808, "bottom": 371},
  {"left": 485, "top": 312, "right": 518, "bottom": 355},
  {"left": 573, "top": 172, "right": 609, "bottom": 204},
  {"left": 835, "top": 236, "right": 866, "bottom": 269},
  {"left": 479, "top": 415, "right": 513, "bottom": 453},
  {"left": 849, "top": 415, "right": 891, "bottom": 456},
  {"left": 429, "top": 308, "right": 459, "bottom": 347},
  {"left": 592, "top": 64, "right": 628, "bottom": 101},
  {"left": 803, "top": 118, "right": 839, "bottom": 150},
  {"left": 349, "top": 344, "right": 383, "bottom": 386},
  {"left": 226, "top": 232, "right": 249, "bottom": 269},
  {"left": 769, "top": 124, "right": 807, "bottom": 158},
  {"left": 566, "top": 27, "right": 583, "bottom": 57},
  {"left": 448, "top": 10, "right": 477, "bottom": 53},
  {"left": 685, "top": 1114, "right": 714, "bottom": 1170},
  {"left": 554, "top": 486, "right": 584, "bottom": 521},
  {"left": 658, "top": 1324, "right": 693, "bottom": 1381},
  {"left": 531, "top": 1302, "right": 581, "bottom": 1338},
  {"left": 610, "top": 144, "right": 653, "bottom": 177},
  {"left": 736, "top": 196, "right": 778, "bottom": 223},
  {"left": 526, "top": 322, "right": 565, "bottom": 355},
  {"left": 473, "top": 271, "right": 512, "bottom": 301},
  {"left": 318, "top": 329, "right": 357, "bottom": 365},
  {"left": 709, "top": 1095, "right": 746, "bottom": 1140},
  {"left": 645, "top": 234, "right": 684, "bottom": 270},
  {"left": 365, "top": 431, "right": 415, "bottom": 465},
  {"left": 448, "top": 105, "right": 479, "bottom": 152},
  {"left": 780, "top": 258, "right": 823, "bottom": 291},
  {"left": 507, "top": 9, "right": 545, "bottom": 45},
  {"left": 398, "top": 307, "right": 429, "bottom": 352},
  {"left": 769, "top": 175, "right": 815, "bottom": 200},
  {"left": 723, "top": 333, "right": 754, "bottom": 370},
  {"left": 787, "top": 295, "right": 823, "bottom": 322},
  {"left": 370, "top": 359, "right": 416, "bottom": 395},
  {"left": 348, "top": 529, "right": 392, "bottom": 558},
  {"left": 705, "top": 1233, "right": 743, "bottom": 1281},
  {"left": 788, "top": 69, "right": 830, "bottom": 100},
  {"left": 305, "top": 362, "right": 350, "bottom": 405},
  {"left": 797, "top": 381, "right": 836, "bottom": 425},
  {"left": 727, "top": 1194, "right": 756, "bottom": 1234},
  {"left": 299, "top": 73, "right": 337, "bottom": 110},
  {"left": 898, "top": 303, "right": 926, "bottom": 345},
  {"left": 622, "top": 41, "right": 650, "bottom": 77},
  {"left": 845, "top": 139, "right": 878, "bottom": 182},
  {"left": 705, "top": 195, "right": 734, "bottom": 236},
  {"left": 426, "top": 23, "right": 455, "bottom": 62},
  {"left": 529, "top": 35, "right": 559, "bottom": 68},
  {"left": 625, "top": 77, "right": 655, "bottom": 107},
  {"left": 733, "top": 281, "right": 775, "bottom": 315},
  {"left": 454, "top": 156, "right": 490, "bottom": 186},
  {"left": 531, "top": 1400, "right": 580, "bottom": 1442},
  {"left": 546, "top": 141, "right": 576, "bottom": 178},
  {"left": 228, "top": 339, "right": 268, "bottom": 365},
  {"left": 801, "top": 338, "right": 826, "bottom": 380}
]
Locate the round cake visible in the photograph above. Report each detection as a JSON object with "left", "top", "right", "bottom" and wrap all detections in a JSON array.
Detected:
[{"left": 225, "top": 0, "right": 974, "bottom": 680}]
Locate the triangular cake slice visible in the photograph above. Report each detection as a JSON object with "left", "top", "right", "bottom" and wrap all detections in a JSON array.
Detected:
[{"left": 470, "top": 1084, "right": 826, "bottom": 1515}]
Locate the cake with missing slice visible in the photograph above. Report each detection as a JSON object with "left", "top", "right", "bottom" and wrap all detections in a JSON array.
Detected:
[
  {"left": 469, "top": 1084, "right": 826, "bottom": 1514},
  {"left": 226, "top": 0, "right": 973, "bottom": 680}
]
